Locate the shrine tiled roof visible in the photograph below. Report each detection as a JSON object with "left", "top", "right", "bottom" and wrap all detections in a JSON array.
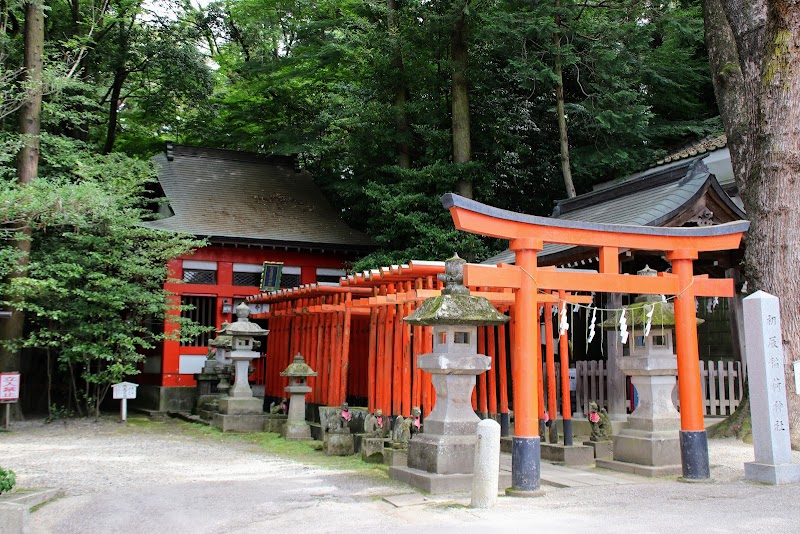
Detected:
[
  {"left": 655, "top": 133, "right": 727, "bottom": 166},
  {"left": 483, "top": 157, "right": 745, "bottom": 266},
  {"left": 144, "top": 144, "right": 374, "bottom": 251}
]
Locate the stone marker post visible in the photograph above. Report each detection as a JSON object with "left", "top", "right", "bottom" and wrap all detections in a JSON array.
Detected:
[
  {"left": 471, "top": 419, "right": 501, "bottom": 508},
  {"left": 743, "top": 291, "right": 800, "bottom": 484}
]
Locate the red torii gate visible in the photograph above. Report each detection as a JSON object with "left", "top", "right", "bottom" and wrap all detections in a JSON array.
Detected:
[{"left": 442, "top": 193, "right": 749, "bottom": 493}]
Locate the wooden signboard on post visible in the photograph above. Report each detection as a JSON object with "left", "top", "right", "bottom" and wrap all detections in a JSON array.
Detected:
[
  {"left": 1, "top": 372, "right": 20, "bottom": 430},
  {"left": 260, "top": 261, "right": 284, "bottom": 291}
]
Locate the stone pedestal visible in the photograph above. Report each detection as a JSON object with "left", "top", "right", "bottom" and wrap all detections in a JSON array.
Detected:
[
  {"left": 598, "top": 354, "right": 682, "bottom": 477},
  {"left": 324, "top": 432, "right": 355, "bottom": 456},
  {"left": 283, "top": 384, "right": 312, "bottom": 441},
  {"left": 361, "top": 438, "right": 386, "bottom": 463},
  {"left": 384, "top": 447, "right": 408, "bottom": 467},
  {"left": 584, "top": 440, "right": 613, "bottom": 460},
  {"left": 743, "top": 292, "right": 800, "bottom": 484},
  {"left": 211, "top": 412, "right": 268, "bottom": 432},
  {"left": 264, "top": 414, "right": 287, "bottom": 433},
  {"left": 541, "top": 443, "right": 595, "bottom": 465},
  {"left": 390, "top": 353, "right": 501, "bottom": 492},
  {"left": 219, "top": 396, "right": 262, "bottom": 415}
]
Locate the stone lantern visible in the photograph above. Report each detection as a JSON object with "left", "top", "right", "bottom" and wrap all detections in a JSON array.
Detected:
[
  {"left": 218, "top": 302, "right": 269, "bottom": 415},
  {"left": 206, "top": 323, "right": 232, "bottom": 370},
  {"left": 389, "top": 254, "right": 510, "bottom": 493},
  {"left": 280, "top": 353, "right": 317, "bottom": 441},
  {"left": 597, "top": 265, "right": 703, "bottom": 476}
]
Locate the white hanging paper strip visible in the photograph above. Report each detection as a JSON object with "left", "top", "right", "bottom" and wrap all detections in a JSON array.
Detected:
[
  {"left": 572, "top": 303, "right": 579, "bottom": 313},
  {"left": 644, "top": 304, "right": 654, "bottom": 337},
  {"left": 559, "top": 302, "right": 570, "bottom": 336},
  {"left": 619, "top": 308, "right": 629, "bottom": 345},
  {"left": 587, "top": 307, "right": 597, "bottom": 344}
]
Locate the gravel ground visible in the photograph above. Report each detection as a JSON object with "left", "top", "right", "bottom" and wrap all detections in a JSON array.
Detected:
[{"left": 2, "top": 416, "right": 800, "bottom": 533}]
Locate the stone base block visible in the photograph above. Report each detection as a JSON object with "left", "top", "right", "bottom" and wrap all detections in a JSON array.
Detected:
[
  {"left": 407, "top": 434, "right": 477, "bottom": 474},
  {"left": 389, "top": 466, "right": 512, "bottom": 495},
  {"left": 583, "top": 440, "right": 613, "bottom": 460},
  {"left": 324, "top": 433, "right": 355, "bottom": 456},
  {"left": 596, "top": 458, "right": 682, "bottom": 477},
  {"left": 612, "top": 430, "right": 681, "bottom": 467},
  {"left": 219, "top": 396, "right": 263, "bottom": 415},
  {"left": 211, "top": 413, "right": 268, "bottom": 432},
  {"left": 133, "top": 385, "right": 196, "bottom": 413},
  {"left": 540, "top": 443, "right": 595, "bottom": 465},
  {"left": 744, "top": 462, "right": 800, "bottom": 485},
  {"left": 263, "top": 414, "right": 287, "bottom": 433},
  {"left": 282, "top": 422, "right": 312, "bottom": 441},
  {"left": 383, "top": 447, "right": 408, "bottom": 467},
  {"left": 361, "top": 438, "right": 385, "bottom": 463}
]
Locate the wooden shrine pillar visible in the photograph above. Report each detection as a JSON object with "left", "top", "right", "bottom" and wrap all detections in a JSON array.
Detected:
[
  {"left": 558, "top": 290, "right": 573, "bottom": 446},
  {"left": 667, "top": 249, "right": 709, "bottom": 479},
  {"left": 508, "top": 237, "right": 544, "bottom": 495}
]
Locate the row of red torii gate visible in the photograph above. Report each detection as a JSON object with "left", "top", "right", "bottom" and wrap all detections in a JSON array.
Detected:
[{"left": 248, "top": 194, "right": 749, "bottom": 493}]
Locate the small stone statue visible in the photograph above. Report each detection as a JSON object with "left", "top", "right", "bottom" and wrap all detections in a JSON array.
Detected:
[
  {"left": 326, "top": 402, "right": 352, "bottom": 434},
  {"left": 364, "top": 409, "right": 388, "bottom": 438},
  {"left": 391, "top": 407, "right": 423, "bottom": 447},
  {"left": 588, "top": 401, "right": 612, "bottom": 442},
  {"left": 409, "top": 406, "right": 422, "bottom": 436},
  {"left": 392, "top": 415, "right": 411, "bottom": 446},
  {"left": 269, "top": 398, "right": 288, "bottom": 415}
]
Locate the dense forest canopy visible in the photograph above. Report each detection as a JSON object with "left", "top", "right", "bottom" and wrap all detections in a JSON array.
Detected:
[{"left": 4, "top": 0, "right": 720, "bottom": 265}]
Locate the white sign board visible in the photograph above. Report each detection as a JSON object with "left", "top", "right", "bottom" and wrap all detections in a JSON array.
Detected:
[
  {"left": 0, "top": 372, "right": 20, "bottom": 402},
  {"left": 112, "top": 381, "right": 138, "bottom": 400}
]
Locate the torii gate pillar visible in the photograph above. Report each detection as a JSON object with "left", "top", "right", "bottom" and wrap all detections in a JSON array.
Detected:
[
  {"left": 668, "top": 249, "right": 710, "bottom": 479},
  {"left": 508, "top": 238, "right": 545, "bottom": 495}
]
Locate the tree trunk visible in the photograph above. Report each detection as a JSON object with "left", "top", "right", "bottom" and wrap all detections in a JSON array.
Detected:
[
  {"left": 554, "top": 6, "right": 576, "bottom": 198},
  {"left": 451, "top": 0, "right": 472, "bottom": 198},
  {"left": 704, "top": 0, "right": 800, "bottom": 448},
  {"left": 388, "top": 0, "right": 411, "bottom": 169},
  {"left": 103, "top": 68, "right": 127, "bottom": 154},
  {"left": 0, "top": 0, "right": 44, "bottom": 379}
]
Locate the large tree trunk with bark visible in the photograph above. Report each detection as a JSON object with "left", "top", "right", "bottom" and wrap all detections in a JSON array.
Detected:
[
  {"left": 451, "top": 0, "right": 472, "bottom": 198},
  {"left": 704, "top": 0, "right": 800, "bottom": 448},
  {"left": 0, "top": 0, "right": 43, "bottom": 378},
  {"left": 554, "top": 4, "right": 575, "bottom": 198}
]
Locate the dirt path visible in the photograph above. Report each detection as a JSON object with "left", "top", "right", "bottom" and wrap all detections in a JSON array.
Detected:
[{"left": 2, "top": 416, "right": 799, "bottom": 533}]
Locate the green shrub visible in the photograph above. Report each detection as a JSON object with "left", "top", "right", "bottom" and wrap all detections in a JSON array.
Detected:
[{"left": 0, "top": 467, "right": 16, "bottom": 495}]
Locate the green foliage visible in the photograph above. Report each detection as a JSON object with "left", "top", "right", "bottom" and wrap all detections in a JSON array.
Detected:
[{"left": 0, "top": 467, "right": 15, "bottom": 495}]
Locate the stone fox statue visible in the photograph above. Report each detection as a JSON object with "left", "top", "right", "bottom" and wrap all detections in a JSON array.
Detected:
[
  {"left": 364, "top": 409, "right": 388, "bottom": 438},
  {"left": 327, "top": 402, "right": 351, "bottom": 434}
]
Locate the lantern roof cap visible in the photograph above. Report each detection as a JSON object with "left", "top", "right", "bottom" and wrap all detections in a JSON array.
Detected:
[
  {"left": 281, "top": 353, "right": 317, "bottom": 377},
  {"left": 404, "top": 254, "right": 509, "bottom": 326},
  {"left": 221, "top": 302, "right": 269, "bottom": 336}
]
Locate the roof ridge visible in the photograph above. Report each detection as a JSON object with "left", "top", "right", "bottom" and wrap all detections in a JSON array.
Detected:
[
  {"left": 166, "top": 142, "right": 299, "bottom": 168},
  {"left": 553, "top": 158, "right": 695, "bottom": 216}
]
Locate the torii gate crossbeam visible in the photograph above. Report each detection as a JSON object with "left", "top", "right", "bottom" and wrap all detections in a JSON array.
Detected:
[{"left": 442, "top": 193, "right": 749, "bottom": 494}]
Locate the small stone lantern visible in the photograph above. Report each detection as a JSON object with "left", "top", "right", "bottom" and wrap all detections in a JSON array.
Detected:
[
  {"left": 598, "top": 265, "right": 703, "bottom": 475},
  {"left": 218, "top": 302, "right": 269, "bottom": 415},
  {"left": 280, "top": 353, "right": 317, "bottom": 441},
  {"left": 203, "top": 324, "right": 232, "bottom": 374},
  {"left": 396, "top": 254, "right": 509, "bottom": 482}
]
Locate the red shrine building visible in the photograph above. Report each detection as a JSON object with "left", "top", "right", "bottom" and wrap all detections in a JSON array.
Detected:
[{"left": 136, "top": 143, "right": 374, "bottom": 412}]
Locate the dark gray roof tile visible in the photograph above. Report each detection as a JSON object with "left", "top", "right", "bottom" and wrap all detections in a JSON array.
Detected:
[{"left": 145, "top": 145, "right": 374, "bottom": 250}]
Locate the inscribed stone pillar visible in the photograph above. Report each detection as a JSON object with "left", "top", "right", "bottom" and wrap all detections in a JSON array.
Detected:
[{"left": 743, "top": 291, "right": 800, "bottom": 484}]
